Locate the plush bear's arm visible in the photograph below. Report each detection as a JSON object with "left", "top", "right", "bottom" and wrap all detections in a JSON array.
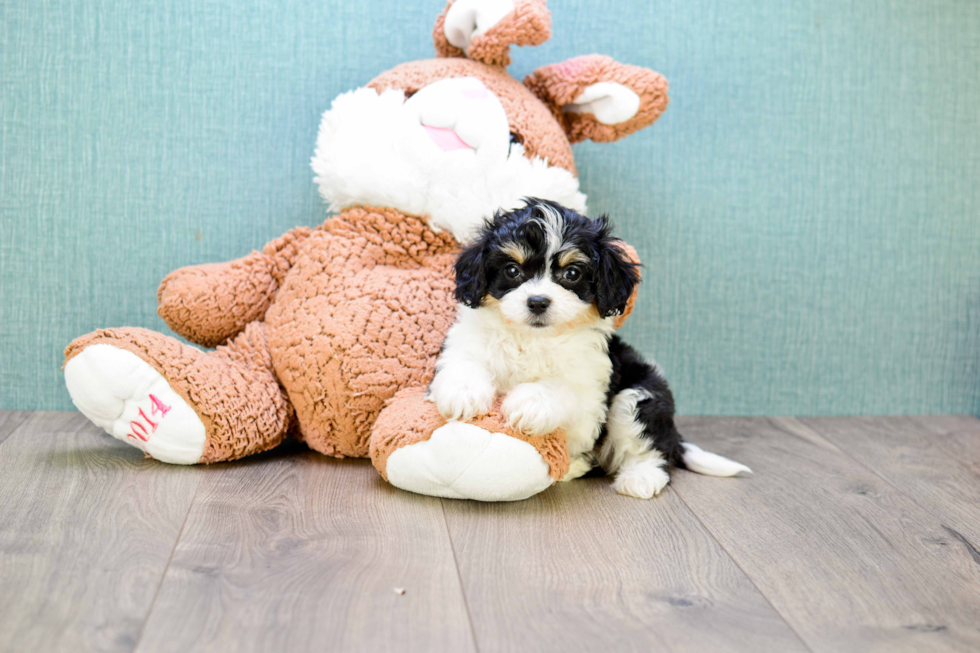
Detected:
[{"left": 157, "top": 226, "right": 313, "bottom": 347}]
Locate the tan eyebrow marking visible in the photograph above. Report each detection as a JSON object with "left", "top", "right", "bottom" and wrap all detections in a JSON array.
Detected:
[
  {"left": 500, "top": 241, "right": 529, "bottom": 264},
  {"left": 558, "top": 248, "right": 590, "bottom": 268}
]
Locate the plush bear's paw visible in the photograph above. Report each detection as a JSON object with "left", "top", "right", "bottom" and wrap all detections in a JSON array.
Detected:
[
  {"left": 385, "top": 422, "right": 554, "bottom": 501},
  {"left": 64, "top": 344, "right": 206, "bottom": 464},
  {"left": 428, "top": 369, "right": 495, "bottom": 422},
  {"left": 502, "top": 382, "right": 565, "bottom": 436},
  {"left": 612, "top": 456, "right": 671, "bottom": 499}
]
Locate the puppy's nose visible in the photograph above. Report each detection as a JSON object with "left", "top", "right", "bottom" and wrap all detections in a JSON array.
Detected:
[{"left": 527, "top": 296, "right": 551, "bottom": 315}]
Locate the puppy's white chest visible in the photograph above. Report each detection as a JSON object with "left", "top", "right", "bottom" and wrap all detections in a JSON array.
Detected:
[{"left": 493, "top": 332, "right": 609, "bottom": 392}]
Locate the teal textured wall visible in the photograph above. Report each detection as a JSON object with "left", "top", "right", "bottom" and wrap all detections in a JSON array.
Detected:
[{"left": 1, "top": 0, "right": 978, "bottom": 415}]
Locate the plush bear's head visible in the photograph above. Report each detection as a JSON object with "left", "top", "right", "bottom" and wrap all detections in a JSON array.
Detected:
[{"left": 311, "top": 0, "right": 668, "bottom": 244}]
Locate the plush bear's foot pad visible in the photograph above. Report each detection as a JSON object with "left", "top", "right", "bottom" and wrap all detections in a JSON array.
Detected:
[
  {"left": 385, "top": 421, "right": 555, "bottom": 501},
  {"left": 64, "top": 344, "right": 206, "bottom": 464}
]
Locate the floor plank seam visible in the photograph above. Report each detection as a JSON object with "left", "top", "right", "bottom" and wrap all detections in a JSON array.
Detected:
[
  {"left": 809, "top": 423, "right": 980, "bottom": 566},
  {"left": 0, "top": 412, "right": 32, "bottom": 450},
  {"left": 130, "top": 472, "right": 203, "bottom": 653},
  {"left": 440, "top": 500, "right": 481, "bottom": 653},
  {"left": 668, "top": 484, "right": 817, "bottom": 653}
]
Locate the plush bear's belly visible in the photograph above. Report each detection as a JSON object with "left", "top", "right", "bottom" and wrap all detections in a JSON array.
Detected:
[{"left": 265, "top": 208, "right": 458, "bottom": 458}]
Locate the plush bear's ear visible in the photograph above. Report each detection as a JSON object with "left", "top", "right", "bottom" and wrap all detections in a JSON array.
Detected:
[
  {"left": 453, "top": 225, "right": 493, "bottom": 308},
  {"left": 524, "top": 55, "right": 668, "bottom": 143},
  {"left": 433, "top": 0, "right": 551, "bottom": 67},
  {"left": 592, "top": 218, "right": 641, "bottom": 320}
]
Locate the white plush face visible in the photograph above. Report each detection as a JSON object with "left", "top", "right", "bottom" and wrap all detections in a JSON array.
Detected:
[
  {"left": 408, "top": 76, "right": 510, "bottom": 160},
  {"left": 311, "top": 77, "right": 587, "bottom": 244}
]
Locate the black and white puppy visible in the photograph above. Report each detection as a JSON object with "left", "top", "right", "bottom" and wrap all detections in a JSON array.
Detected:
[{"left": 428, "top": 199, "right": 750, "bottom": 498}]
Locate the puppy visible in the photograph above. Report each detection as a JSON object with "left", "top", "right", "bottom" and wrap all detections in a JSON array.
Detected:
[{"left": 429, "top": 199, "right": 751, "bottom": 498}]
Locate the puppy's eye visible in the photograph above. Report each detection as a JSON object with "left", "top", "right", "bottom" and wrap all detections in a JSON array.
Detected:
[
  {"left": 562, "top": 267, "right": 582, "bottom": 282},
  {"left": 504, "top": 263, "right": 521, "bottom": 279}
]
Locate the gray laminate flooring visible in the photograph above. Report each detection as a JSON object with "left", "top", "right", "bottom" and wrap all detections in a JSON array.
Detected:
[{"left": 1, "top": 411, "right": 978, "bottom": 652}]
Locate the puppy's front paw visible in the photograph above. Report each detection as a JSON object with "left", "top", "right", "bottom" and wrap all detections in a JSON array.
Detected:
[
  {"left": 612, "top": 458, "right": 670, "bottom": 499},
  {"left": 502, "top": 383, "right": 565, "bottom": 436},
  {"left": 429, "top": 371, "right": 495, "bottom": 422},
  {"left": 561, "top": 454, "right": 595, "bottom": 482}
]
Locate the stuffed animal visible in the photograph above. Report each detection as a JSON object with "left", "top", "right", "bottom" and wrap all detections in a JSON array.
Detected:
[{"left": 63, "top": 0, "right": 668, "bottom": 501}]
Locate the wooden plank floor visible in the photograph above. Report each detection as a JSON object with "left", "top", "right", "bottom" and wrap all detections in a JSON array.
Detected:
[{"left": 1, "top": 412, "right": 978, "bottom": 653}]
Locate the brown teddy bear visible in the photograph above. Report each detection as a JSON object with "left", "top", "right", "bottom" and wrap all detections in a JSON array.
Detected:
[{"left": 63, "top": 0, "right": 668, "bottom": 501}]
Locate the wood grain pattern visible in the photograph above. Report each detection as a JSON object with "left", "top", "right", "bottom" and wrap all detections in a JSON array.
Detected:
[
  {"left": 0, "top": 410, "right": 29, "bottom": 445},
  {"left": 442, "top": 476, "right": 809, "bottom": 653},
  {"left": 134, "top": 440, "right": 475, "bottom": 653},
  {"left": 0, "top": 411, "right": 203, "bottom": 652},
  {"left": 801, "top": 416, "right": 980, "bottom": 546},
  {"left": 5, "top": 412, "right": 980, "bottom": 652},
  {"left": 671, "top": 416, "right": 980, "bottom": 653}
]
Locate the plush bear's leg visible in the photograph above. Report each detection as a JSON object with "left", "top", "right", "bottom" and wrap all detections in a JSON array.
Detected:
[
  {"left": 64, "top": 322, "right": 292, "bottom": 464},
  {"left": 370, "top": 388, "right": 569, "bottom": 501}
]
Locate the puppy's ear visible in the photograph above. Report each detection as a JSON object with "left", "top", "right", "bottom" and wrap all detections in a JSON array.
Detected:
[
  {"left": 593, "top": 219, "right": 641, "bottom": 319},
  {"left": 454, "top": 227, "right": 492, "bottom": 307}
]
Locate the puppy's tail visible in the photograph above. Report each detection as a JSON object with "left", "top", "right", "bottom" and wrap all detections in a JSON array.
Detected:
[{"left": 679, "top": 442, "right": 752, "bottom": 477}]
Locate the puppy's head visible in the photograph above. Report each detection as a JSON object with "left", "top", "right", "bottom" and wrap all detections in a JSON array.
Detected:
[{"left": 454, "top": 199, "right": 640, "bottom": 331}]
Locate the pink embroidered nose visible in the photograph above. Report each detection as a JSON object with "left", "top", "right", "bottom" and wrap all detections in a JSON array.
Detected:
[
  {"left": 460, "top": 79, "right": 489, "bottom": 100},
  {"left": 424, "top": 125, "right": 474, "bottom": 152}
]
